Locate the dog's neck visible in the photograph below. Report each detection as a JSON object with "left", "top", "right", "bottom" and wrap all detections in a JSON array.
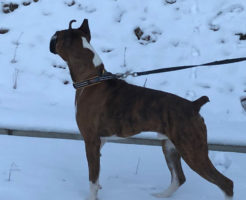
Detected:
[
  {"left": 66, "top": 38, "right": 105, "bottom": 83},
  {"left": 67, "top": 59, "right": 105, "bottom": 83}
]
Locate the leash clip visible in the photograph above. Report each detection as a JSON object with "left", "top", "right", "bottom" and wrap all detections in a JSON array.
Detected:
[
  {"left": 131, "top": 72, "right": 138, "bottom": 77},
  {"left": 116, "top": 72, "right": 138, "bottom": 79}
]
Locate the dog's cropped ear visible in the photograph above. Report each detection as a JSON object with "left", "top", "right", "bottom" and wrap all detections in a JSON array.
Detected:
[
  {"left": 69, "top": 19, "right": 77, "bottom": 30},
  {"left": 79, "top": 19, "right": 91, "bottom": 41}
]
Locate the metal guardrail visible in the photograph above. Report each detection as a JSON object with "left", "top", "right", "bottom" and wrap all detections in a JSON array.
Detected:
[{"left": 0, "top": 128, "right": 245, "bottom": 153}]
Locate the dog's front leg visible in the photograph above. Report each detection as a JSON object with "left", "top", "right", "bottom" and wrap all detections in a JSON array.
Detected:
[{"left": 85, "top": 138, "right": 101, "bottom": 200}]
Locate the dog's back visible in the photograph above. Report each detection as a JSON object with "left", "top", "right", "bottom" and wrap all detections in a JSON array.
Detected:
[{"left": 76, "top": 78, "right": 208, "bottom": 139}]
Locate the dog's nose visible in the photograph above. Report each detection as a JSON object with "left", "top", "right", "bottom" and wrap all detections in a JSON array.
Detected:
[{"left": 50, "top": 34, "right": 57, "bottom": 54}]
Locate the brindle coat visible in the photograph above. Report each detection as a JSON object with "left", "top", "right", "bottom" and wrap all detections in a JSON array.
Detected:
[{"left": 50, "top": 19, "right": 233, "bottom": 200}]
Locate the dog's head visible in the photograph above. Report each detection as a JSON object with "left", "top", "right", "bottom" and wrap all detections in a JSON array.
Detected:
[{"left": 49, "top": 19, "right": 91, "bottom": 62}]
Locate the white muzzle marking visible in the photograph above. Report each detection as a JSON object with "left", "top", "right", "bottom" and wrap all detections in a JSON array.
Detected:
[{"left": 51, "top": 34, "right": 57, "bottom": 40}]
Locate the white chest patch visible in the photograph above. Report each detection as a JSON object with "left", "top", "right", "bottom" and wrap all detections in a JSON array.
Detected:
[{"left": 82, "top": 37, "right": 102, "bottom": 67}]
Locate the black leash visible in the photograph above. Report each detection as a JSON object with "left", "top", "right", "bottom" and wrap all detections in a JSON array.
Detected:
[
  {"left": 73, "top": 57, "right": 246, "bottom": 89},
  {"left": 116, "top": 57, "right": 246, "bottom": 78}
]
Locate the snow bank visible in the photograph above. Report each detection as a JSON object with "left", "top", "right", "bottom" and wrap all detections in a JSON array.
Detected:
[
  {"left": 0, "top": 0, "right": 246, "bottom": 143},
  {"left": 0, "top": 135, "right": 245, "bottom": 200}
]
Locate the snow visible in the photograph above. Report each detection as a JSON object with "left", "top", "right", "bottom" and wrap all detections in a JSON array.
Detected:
[
  {"left": 0, "top": 135, "right": 245, "bottom": 200},
  {"left": 1, "top": 1, "right": 246, "bottom": 198},
  {"left": 0, "top": 0, "right": 246, "bottom": 142},
  {"left": 1, "top": 0, "right": 246, "bottom": 145}
]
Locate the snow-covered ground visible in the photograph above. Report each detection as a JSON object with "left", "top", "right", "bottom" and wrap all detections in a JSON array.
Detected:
[
  {"left": 1, "top": 1, "right": 246, "bottom": 199},
  {"left": 0, "top": 135, "right": 245, "bottom": 200},
  {"left": 0, "top": 0, "right": 246, "bottom": 144}
]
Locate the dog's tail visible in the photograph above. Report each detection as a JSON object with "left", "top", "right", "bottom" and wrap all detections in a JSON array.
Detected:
[{"left": 192, "top": 96, "right": 209, "bottom": 113}]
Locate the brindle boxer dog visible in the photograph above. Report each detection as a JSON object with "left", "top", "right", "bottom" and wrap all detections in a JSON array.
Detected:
[{"left": 49, "top": 19, "right": 233, "bottom": 200}]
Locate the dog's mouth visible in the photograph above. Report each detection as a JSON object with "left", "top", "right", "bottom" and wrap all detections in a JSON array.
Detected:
[{"left": 50, "top": 34, "right": 57, "bottom": 54}]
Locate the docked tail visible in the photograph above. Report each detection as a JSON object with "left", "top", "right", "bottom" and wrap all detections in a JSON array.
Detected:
[{"left": 192, "top": 96, "right": 209, "bottom": 113}]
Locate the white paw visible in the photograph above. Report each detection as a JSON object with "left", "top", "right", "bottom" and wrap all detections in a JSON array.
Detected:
[
  {"left": 152, "top": 191, "right": 171, "bottom": 198},
  {"left": 225, "top": 194, "right": 233, "bottom": 200},
  {"left": 89, "top": 181, "right": 99, "bottom": 200},
  {"left": 86, "top": 196, "right": 98, "bottom": 200},
  {"left": 152, "top": 172, "right": 179, "bottom": 198}
]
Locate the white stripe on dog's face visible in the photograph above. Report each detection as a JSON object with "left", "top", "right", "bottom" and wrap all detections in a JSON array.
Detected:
[{"left": 82, "top": 37, "right": 102, "bottom": 67}]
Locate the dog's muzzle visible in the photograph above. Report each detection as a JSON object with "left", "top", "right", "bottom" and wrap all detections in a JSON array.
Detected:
[{"left": 50, "top": 34, "right": 57, "bottom": 54}]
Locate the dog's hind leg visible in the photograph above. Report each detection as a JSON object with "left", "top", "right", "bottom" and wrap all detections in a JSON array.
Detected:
[
  {"left": 152, "top": 139, "right": 186, "bottom": 198},
  {"left": 173, "top": 128, "right": 233, "bottom": 200},
  {"left": 182, "top": 149, "right": 233, "bottom": 199},
  {"left": 84, "top": 137, "right": 101, "bottom": 200}
]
